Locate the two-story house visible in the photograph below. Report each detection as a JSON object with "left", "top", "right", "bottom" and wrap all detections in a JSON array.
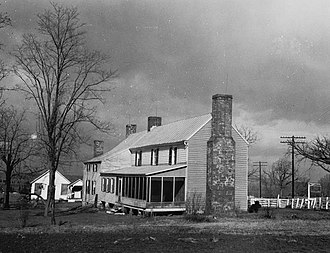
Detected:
[{"left": 83, "top": 94, "right": 249, "bottom": 214}]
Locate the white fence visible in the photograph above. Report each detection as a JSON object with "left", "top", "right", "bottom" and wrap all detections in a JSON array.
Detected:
[{"left": 249, "top": 196, "right": 330, "bottom": 210}]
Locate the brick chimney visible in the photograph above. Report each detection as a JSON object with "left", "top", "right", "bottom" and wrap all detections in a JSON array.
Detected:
[
  {"left": 93, "top": 140, "right": 104, "bottom": 157},
  {"left": 147, "top": 116, "right": 161, "bottom": 131},
  {"left": 126, "top": 124, "right": 137, "bottom": 138},
  {"left": 206, "top": 94, "right": 235, "bottom": 214}
]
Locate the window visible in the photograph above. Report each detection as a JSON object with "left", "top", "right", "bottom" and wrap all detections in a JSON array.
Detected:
[
  {"left": 168, "top": 148, "right": 173, "bottom": 165},
  {"left": 92, "top": 164, "right": 98, "bottom": 172},
  {"left": 86, "top": 180, "right": 90, "bottom": 194},
  {"left": 34, "top": 183, "right": 43, "bottom": 195},
  {"left": 91, "top": 181, "right": 96, "bottom": 195},
  {"left": 139, "top": 151, "right": 142, "bottom": 166},
  {"left": 135, "top": 151, "right": 142, "bottom": 166},
  {"left": 173, "top": 147, "right": 177, "bottom": 165},
  {"left": 106, "top": 178, "right": 110, "bottom": 193},
  {"left": 110, "top": 178, "right": 115, "bottom": 193},
  {"left": 152, "top": 149, "right": 159, "bottom": 165},
  {"left": 61, "top": 184, "right": 68, "bottom": 195},
  {"left": 101, "top": 178, "right": 106, "bottom": 192},
  {"left": 169, "top": 147, "right": 177, "bottom": 165},
  {"left": 86, "top": 164, "right": 91, "bottom": 172},
  {"left": 150, "top": 149, "right": 154, "bottom": 165}
]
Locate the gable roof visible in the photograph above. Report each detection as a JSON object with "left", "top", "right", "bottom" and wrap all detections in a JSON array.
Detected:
[
  {"left": 130, "top": 114, "right": 212, "bottom": 149},
  {"left": 65, "top": 175, "right": 82, "bottom": 183},
  {"left": 85, "top": 130, "right": 147, "bottom": 163},
  {"left": 31, "top": 170, "right": 80, "bottom": 184},
  {"left": 85, "top": 113, "right": 249, "bottom": 163}
]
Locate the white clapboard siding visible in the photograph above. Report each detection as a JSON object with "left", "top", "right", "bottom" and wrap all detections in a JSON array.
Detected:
[
  {"left": 232, "top": 128, "right": 249, "bottom": 210},
  {"left": 187, "top": 121, "right": 211, "bottom": 200}
]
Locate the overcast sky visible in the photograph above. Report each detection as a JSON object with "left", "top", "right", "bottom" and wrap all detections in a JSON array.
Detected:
[{"left": 1, "top": 0, "right": 330, "bottom": 180}]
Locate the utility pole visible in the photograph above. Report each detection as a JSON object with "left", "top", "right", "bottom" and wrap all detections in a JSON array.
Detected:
[
  {"left": 253, "top": 161, "right": 267, "bottom": 198},
  {"left": 280, "top": 135, "right": 306, "bottom": 199}
]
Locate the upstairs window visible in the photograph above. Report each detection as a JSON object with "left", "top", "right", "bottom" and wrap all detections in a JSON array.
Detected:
[
  {"left": 154, "top": 149, "right": 159, "bottom": 165},
  {"left": 151, "top": 148, "right": 159, "bottom": 165},
  {"left": 92, "top": 164, "right": 98, "bottom": 172},
  {"left": 86, "top": 164, "right": 91, "bottom": 172},
  {"left": 169, "top": 147, "right": 178, "bottom": 165},
  {"left": 135, "top": 150, "right": 142, "bottom": 166},
  {"left": 168, "top": 147, "right": 173, "bottom": 165},
  {"left": 173, "top": 147, "right": 178, "bottom": 165}
]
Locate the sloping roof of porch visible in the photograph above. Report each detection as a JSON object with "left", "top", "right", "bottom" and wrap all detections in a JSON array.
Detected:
[{"left": 101, "top": 164, "right": 187, "bottom": 176}]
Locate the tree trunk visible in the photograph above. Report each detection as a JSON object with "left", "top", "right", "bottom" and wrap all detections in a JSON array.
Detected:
[
  {"left": 4, "top": 169, "right": 12, "bottom": 209},
  {"left": 44, "top": 169, "right": 56, "bottom": 225}
]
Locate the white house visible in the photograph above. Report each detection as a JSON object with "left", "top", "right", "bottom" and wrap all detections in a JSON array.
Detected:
[
  {"left": 83, "top": 94, "right": 249, "bottom": 214},
  {"left": 31, "top": 170, "right": 82, "bottom": 201}
]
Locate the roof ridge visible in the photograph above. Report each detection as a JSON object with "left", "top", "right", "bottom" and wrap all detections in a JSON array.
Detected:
[{"left": 157, "top": 113, "right": 211, "bottom": 127}]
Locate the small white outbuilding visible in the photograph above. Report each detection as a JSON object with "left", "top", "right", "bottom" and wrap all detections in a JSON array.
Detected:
[{"left": 30, "top": 170, "right": 81, "bottom": 201}]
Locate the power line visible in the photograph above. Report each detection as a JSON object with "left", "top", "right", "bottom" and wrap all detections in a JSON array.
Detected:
[
  {"left": 280, "top": 135, "right": 306, "bottom": 198},
  {"left": 253, "top": 161, "right": 267, "bottom": 198}
]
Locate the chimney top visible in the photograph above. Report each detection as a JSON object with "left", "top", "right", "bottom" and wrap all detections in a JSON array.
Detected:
[
  {"left": 211, "top": 94, "right": 233, "bottom": 137},
  {"left": 126, "top": 124, "right": 137, "bottom": 138},
  {"left": 212, "top": 94, "right": 232, "bottom": 99},
  {"left": 93, "top": 140, "right": 104, "bottom": 157},
  {"left": 148, "top": 116, "right": 162, "bottom": 132}
]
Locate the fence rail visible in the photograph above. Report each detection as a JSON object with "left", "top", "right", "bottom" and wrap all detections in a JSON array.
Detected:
[{"left": 249, "top": 196, "right": 330, "bottom": 210}]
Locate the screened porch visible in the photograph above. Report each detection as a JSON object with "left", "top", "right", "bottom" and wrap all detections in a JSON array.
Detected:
[{"left": 105, "top": 165, "right": 187, "bottom": 211}]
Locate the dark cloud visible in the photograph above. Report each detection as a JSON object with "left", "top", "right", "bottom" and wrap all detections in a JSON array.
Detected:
[{"left": 2, "top": 0, "right": 330, "bottom": 170}]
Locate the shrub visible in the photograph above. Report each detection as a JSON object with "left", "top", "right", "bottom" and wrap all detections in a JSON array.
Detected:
[
  {"left": 185, "top": 192, "right": 204, "bottom": 215},
  {"left": 184, "top": 213, "right": 211, "bottom": 222}
]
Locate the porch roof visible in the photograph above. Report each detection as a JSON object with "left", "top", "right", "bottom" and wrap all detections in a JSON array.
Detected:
[{"left": 101, "top": 164, "right": 186, "bottom": 176}]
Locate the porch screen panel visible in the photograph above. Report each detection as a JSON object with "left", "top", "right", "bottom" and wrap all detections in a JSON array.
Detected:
[
  {"left": 163, "top": 177, "right": 173, "bottom": 202},
  {"left": 124, "top": 177, "right": 128, "bottom": 197},
  {"left": 142, "top": 177, "right": 146, "bottom": 200},
  {"left": 146, "top": 178, "right": 150, "bottom": 202},
  {"left": 138, "top": 177, "right": 142, "bottom": 199},
  {"left": 132, "top": 177, "right": 136, "bottom": 198},
  {"left": 151, "top": 177, "right": 161, "bottom": 202},
  {"left": 174, "top": 177, "right": 185, "bottom": 202}
]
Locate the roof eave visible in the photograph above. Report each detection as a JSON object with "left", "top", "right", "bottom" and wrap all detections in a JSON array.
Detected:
[{"left": 130, "top": 140, "right": 185, "bottom": 152}]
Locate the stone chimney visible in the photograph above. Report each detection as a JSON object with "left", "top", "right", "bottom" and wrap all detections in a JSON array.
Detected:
[
  {"left": 126, "top": 124, "right": 137, "bottom": 138},
  {"left": 206, "top": 94, "right": 235, "bottom": 214},
  {"left": 147, "top": 116, "right": 161, "bottom": 131},
  {"left": 93, "top": 140, "right": 104, "bottom": 157}
]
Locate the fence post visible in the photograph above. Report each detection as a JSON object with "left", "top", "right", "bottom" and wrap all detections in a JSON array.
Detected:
[{"left": 326, "top": 197, "right": 329, "bottom": 210}]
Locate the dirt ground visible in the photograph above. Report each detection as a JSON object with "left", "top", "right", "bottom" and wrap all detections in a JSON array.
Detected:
[{"left": 0, "top": 203, "right": 330, "bottom": 252}]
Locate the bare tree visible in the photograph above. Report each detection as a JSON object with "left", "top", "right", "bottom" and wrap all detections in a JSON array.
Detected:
[
  {"left": 294, "top": 136, "right": 330, "bottom": 173},
  {"left": 262, "top": 157, "right": 301, "bottom": 197},
  {"left": 12, "top": 3, "right": 116, "bottom": 224},
  {"left": 0, "top": 106, "right": 36, "bottom": 209},
  {"left": 0, "top": 8, "right": 11, "bottom": 95},
  {"left": 235, "top": 124, "right": 260, "bottom": 178},
  {"left": 235, "top": 124, "right": 259, "bottom": 145}
]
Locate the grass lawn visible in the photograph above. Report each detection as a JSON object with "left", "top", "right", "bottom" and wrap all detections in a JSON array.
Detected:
[{"left": 0, "top": 202, "right": 330, "bottom": 252}]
